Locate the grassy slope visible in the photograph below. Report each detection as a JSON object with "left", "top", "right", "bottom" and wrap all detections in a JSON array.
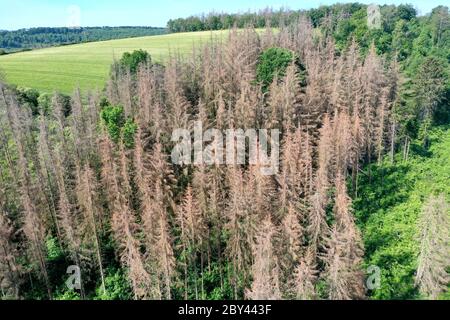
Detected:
[
  {"left": 0, "top": 30, "right": 227, "bottom": 94},
  {"left": 354, "top": 126, "right": 450, "bottom": 300}
]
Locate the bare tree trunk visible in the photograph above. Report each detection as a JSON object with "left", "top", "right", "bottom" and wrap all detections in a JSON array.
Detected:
[
  {"left": 406, "top": 139, "right": 411, "bottom": 162},
  {"left": 390, "top": 120, "right": 396, "bottom": 163},
  {"left": 183, "top": 247, "right": 188, "bottom": 300}
]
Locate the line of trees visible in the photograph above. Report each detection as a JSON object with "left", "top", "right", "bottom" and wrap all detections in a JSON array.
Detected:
[
  {"left": 0, "top": 27, "right": 167, "bottom": 51},
  {"left": 166, "top": 3, "right": 415, "bottom": 35},
  {"left": 167, "top": 8, "right": 303, "bottom": 32}
]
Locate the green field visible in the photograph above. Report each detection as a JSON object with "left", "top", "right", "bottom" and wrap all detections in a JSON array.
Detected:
[{"left": 0, "top": 30, "right": 227, "bottom": 94}]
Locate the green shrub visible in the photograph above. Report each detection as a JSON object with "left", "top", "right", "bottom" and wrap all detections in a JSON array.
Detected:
[
  {"left": 101, "top": 105, "right": 125, "bottom": 143},
  {"left": 46, "top": 236, "right": 64, "bottom": 262},
  {"left": 54, "top": 290, "right": 81, "bottom": 300},
  {"left": 100, "top": 104, "right": 137, "bottom": 148},
  {"left": 37, "top": 93, "right": 52, "bottom": 115}
]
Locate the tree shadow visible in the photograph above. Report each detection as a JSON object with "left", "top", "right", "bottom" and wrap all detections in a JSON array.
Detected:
[{"left": 354, "top": 163, "right": 413, "bottom": 225}]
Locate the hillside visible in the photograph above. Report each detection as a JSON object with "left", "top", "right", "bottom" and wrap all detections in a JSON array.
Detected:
[{"left": 0, "top": 30, "right": 228, "bottom": 93}]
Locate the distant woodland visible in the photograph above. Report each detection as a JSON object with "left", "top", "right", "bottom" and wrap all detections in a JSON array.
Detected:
[{"left": 0, "top": 27, "right": 167, "bottom": 53}]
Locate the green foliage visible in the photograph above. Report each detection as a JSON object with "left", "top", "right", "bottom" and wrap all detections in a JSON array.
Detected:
[
  {"left": 203, "top": 264, "right": 235, "bottom": 300},
  {"left": 54, "top": 290, "right": 81, "bottom": 300},
  {"left": 413, "top": 56, "right": 448, "bottom": 121},
  {"left": 95, "top": 269, "right": 132, "bottom": 300},
  {"left": 396, "top": 4, "right": 417, "bottom": 21},
  {"left": 12, "top": 87, "right": 71, "bottom": 117},
  {"left": 167, "top": 9, "right": 303, "bottom": 32},
  {"left": 37, "top": 93, "right": 52, "bottom": 115},
  {"left": 355, "top": 127, "right": 450, "bottom": 300},
  {"left": 256, "top": 47, "right": 294, "bottom": 91},
  {"left": 100, "top": 105, "right": 125, "bottom": 143},
  {"left": 119, "top": 49, "right": 151, "bottom": 73},
  {"left": 15, "top": 87, "right": 40, "bottom": 115},
  {"left": 392, "top": 6, "right": 450, "bottom": 146},
  {"left": 329, "top": 4, "right": 422, "bottom": 55},
  {"left": 99, "top": 96, "right": 110, "bottom": 109},
  {"left": 334, "top": 8, "right": 370, "bottom": 52},
  {"left": 392, "top": 19, "right": 419, "bottom": 61},
  {"left": 122, "top": 118, "right": 138, "bottom": 148},
  {"left": 46, "top": 236, "right": 64, "bottom": 262}
]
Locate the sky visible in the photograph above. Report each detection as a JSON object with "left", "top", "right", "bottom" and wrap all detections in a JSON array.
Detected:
[{"left": 0, "top": 0, "right": 447, "bottom": 30}]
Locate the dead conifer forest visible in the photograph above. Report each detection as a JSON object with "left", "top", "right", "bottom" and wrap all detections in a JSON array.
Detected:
[{"left": 0, "top": 3, "right": 449, "bottom": 301}]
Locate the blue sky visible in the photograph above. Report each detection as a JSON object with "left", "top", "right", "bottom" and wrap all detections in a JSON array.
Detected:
[{"left": 0, "top": 0, "right": 447, "bottom": 30}]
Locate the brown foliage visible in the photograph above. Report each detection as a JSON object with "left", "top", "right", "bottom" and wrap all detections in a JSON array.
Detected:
[
  {"left": 322, "top": 174, "right": 365, "bottom": 300},
  {"left": 246, "top": 216, "right": 281, "bottom": 300}
]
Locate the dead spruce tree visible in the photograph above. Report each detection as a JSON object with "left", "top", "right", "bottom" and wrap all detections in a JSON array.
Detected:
[
  {"left": 53, "top": 148, "right": 83, "bottom": 269},
  {"left": 192, "top": 163, "right": 228, "bottom": 290},
  {"left": 308, "top": 114, "right": 333, "bottom": 252},
  {"left": 267, "top": 63, "right": 302, "bottom": 130},
  {"left": 278, "top": 126, "right": 313, "bottom": 218},
  {"left": 234, "top": 75, "right": 262, "bottom": 129},
  {"left": 225, "top": 167, "right": 256, "bottom": 299},
  {"left": 37, "top": 112, "right": 62, "bottom": 246},
  {"left": 332, "top": 111, "right": 353, "bottom": 176},
  {"left": 361, "top": 43, "right": 387, "bottom": 166},
  {"left": 0, "top": 208, "right": 20, "bottom": 298},
  {"left": 278, "top": 204, "right": 304, "bottom": 296},
  {"left": 145, "top": 142, "right": 176, "bottom": 300},
  {"left": 322, "top": 174, "right": 365, "bottom": 300},
  {"left": 100, "top": 135, "right": 152, "bottom": 299},
  {"left": 177, "top": 185, "right": 206, "bottom": 299},
  {"left": 133, "top": 128, "right": 162, "bottom": 298},
  {"left": 416, "top": 194, "right": 450, "bottom": 299},
  {"left": 1, "top": 87, "right": 52, "bottom": 298},
  {"left": 246, "top": 216, "right": 281, "bottom": 300},
  {"left": 222, "top": 27, "right": 260, "bottom": 103},
  {"left": 165, "top": 58, "right": 191, "bottom": 132},
  {"left": 76, "top": 164, "right": 106, "bottom": 295},
  {"left": 292, "top": 248, "right": 317, "bottom": 300}
]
